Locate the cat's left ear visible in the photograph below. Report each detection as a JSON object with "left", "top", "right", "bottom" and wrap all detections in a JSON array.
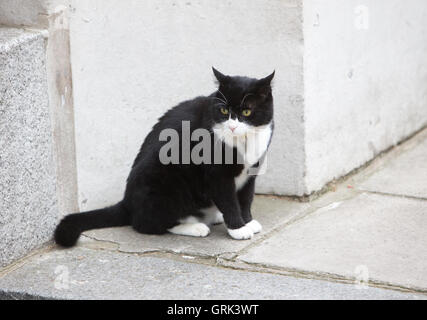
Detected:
[
  {"left": 212, "top": 67, "right": 230, "bottom": 84},
  {"left": 255, "top": 71, "right": 275, "bottom": 98}
]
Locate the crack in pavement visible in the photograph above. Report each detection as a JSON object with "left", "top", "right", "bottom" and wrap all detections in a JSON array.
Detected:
[{"left": 79, "top": 232, "right": 427, "bottom": 296}]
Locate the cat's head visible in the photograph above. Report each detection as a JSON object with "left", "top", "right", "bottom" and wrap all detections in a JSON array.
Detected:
[{"left": 210, "top": 67, "right": 275, "bottom": 138}]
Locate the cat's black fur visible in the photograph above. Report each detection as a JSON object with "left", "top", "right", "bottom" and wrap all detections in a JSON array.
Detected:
[{"left": 54, "top": 68, "right": 274, "bottom": 247}]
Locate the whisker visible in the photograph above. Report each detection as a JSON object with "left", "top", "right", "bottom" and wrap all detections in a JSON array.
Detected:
[
  {"left": 210, "top": 97, "right": 227, "bottom": 105},
  {"left": 217, "top": 90, "right": 228, "bottom": 103}
]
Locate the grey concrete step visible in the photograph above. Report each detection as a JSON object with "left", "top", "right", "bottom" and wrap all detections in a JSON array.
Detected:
[
  {"left": 0, "top": 27, "right": 58, "bottom": 267},
  {"left": 357, "top": 130, "right": 427, "bottom": 199},
  {"left": 238, "top": 193, "right": 427, "bottom": 291},
  {"left": 0, "top": 245, "right": 423, "bottom": 300}
]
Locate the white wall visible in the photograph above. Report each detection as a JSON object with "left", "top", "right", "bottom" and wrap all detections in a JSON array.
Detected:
[
  {"left": 69, "top": 0, "right": 305, "bottom": 210},
  {"left": 303, "top": 0, "right": 427, "bottom": 193},
  {"left": 68, "top": 0, "right": 427, "bottom": 210}
]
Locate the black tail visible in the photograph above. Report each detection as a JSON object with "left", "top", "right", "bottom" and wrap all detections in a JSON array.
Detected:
[{"left": 54, "top": 201, "right": 130, "bottom": 248}]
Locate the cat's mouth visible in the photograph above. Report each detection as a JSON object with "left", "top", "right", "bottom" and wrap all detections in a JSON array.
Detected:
[{"left": 224, "top": 128, "right": 247, "bottom": 138}]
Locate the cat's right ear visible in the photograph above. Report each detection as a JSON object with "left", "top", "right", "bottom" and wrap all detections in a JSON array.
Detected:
[{"left": 212, "top": 67, "right": 229, "bottom": 84}]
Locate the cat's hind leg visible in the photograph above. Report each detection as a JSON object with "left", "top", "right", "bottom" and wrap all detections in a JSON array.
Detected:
[
  {"left": 200, "top": 206, "right": 224, "bottom": 225},
  {"left": 167, "top": 216, "right": 210, "bottom": 237}
]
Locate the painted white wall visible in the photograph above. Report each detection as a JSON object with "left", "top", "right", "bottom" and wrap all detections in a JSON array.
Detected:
[
  {"left": 65, "top": 0, "right": 427, "bottom": 210},
  {"left": 303, "top": 0, "right": 427, "bottom": 193},
  {"left": 68, "top": 0, "right": 305, "bottom": 211}
]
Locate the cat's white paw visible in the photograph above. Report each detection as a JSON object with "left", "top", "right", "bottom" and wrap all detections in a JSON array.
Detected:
[
  {"left": 227, "top": 225, "right": 254, "bottom": 240},
  {"left": 192, "top": 223, "right": 211, "bottom": 237},
  {"left": 168, "top": 223, "right": 210, "bottom": 237},
  {"left": 245, "top": 219, "right": 262, "bottom": 234}
]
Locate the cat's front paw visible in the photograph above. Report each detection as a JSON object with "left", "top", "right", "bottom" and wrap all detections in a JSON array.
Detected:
[
  {"left": 191, "top": 223, "right": 211, "bottom": 237},
  {"left": 245, "top": 219, "right": 262, "bottom": 234},
  {"left": 168, "top": 222, "right": 210, "bottom": 237},
  {"left": 227, "top": 226, "right": 254, "bottom": 240}
]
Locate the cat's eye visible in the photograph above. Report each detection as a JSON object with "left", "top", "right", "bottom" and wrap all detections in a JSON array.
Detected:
[
  {"left": 242, "top": 109, "right": 252, "bottom": 117},
  {"left": 220, "top": 107, "right": 229, "bottom": 115}
]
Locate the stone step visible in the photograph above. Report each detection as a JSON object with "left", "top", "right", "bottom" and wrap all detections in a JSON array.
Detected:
[
  {"left": 0, "top": 245, "right": 423, "bottom": 300},
  {"left": 0, "top": 186, "right": 426, "bottom": 299},
  {"left": 0, "top": 27, "right": 58, "bottom": 267}
]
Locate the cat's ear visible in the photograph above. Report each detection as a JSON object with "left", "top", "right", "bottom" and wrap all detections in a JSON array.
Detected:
[
  {"left": 255, "top": 71, "right": 275, "bottom": 98},
  {"left": 258, "top": 70, "right": 275, "bottom": 87},
  {"left": 212, "top": 67, "right": 229, "bottom": 84}
]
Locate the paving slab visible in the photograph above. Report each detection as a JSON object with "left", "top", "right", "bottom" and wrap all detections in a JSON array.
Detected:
[
  {"left": 356, "top": 133, "right": 427, "bottom": 199},
  {"left": 0, "top": 246, "right": 424, "bottom": 300},
  {"left": 82, "top": 196, "right": 310, "bottom": 257},
  {"left": 238, "top": 193, "right": 427, "bottom": 291}
]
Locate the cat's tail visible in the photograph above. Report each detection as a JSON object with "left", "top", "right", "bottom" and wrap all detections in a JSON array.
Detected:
[{"left": 54, "top": 201, "right": 130, "bottom": 248}]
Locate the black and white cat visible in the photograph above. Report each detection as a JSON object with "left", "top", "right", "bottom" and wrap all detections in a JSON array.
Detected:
[{"left": 54, "top": 68, "right": 275, "bottom": 247}]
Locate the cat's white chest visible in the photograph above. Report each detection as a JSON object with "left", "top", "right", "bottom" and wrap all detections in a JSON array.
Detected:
[{"left": 234, "top": 123, "right": 272, "bottom": 190}]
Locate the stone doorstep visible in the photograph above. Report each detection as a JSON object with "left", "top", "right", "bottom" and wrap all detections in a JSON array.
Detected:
[
  {"left": 237, "top": 192, "right": 427, "bottom": 293},
  {"left": 356, "top": 134, "right": 427, "bottom": 199},
  {"left": 81, "top": 196, "right": 312, "bottom": 258},
  {"left": 80, "top": 191, "right": 427, "bottom": 294},
  {"left": 0, "top": 188, "right": 426, "bottom": 299},
  {"left": 77, "top": 130, "right": 427, "bottom": 295},
  {"left": 0, "top": 246, "right": 425, "bottom": 300}
]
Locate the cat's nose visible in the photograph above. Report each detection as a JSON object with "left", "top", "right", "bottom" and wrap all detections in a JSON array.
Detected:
[{"left": 229, "top": 125, "right": 237, "bottom": 132}]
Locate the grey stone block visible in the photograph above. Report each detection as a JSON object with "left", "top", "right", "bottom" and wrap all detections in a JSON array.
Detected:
[
  {"left": 358, "top": 132, "right": 427, "bottom": 199},
  {"left": 0, "top": 246, "right": 424, "bottom": 300},
  {"left": 0, "top": 27, "right": 58, "bottom": 267},
  {"left": 238, "top": 193, "right": 427, "bottom": 291}
]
